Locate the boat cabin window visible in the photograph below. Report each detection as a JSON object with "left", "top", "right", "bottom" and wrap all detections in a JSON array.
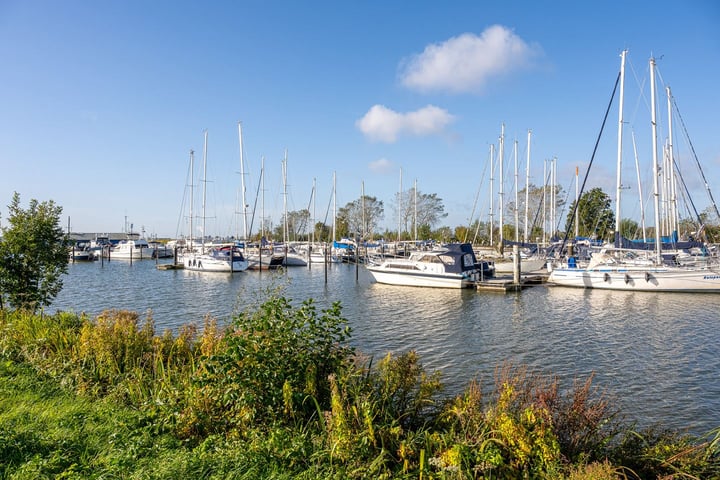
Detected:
[
  {"left": 419, "top": 255, "right": 443, "bottom": 263},
  {"left": 462, "top": 254, "right": 474, "bottom": 267},
  {"left": 438, "top": 254, "right": 456, "bottom": 265}
]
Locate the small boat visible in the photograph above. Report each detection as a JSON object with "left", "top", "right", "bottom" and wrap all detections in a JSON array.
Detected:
[
  {"left": 182, "top": 245, "right": 249, "bottom": 273},
  {"left": 365, "top": 243, "right": 486, "bottom": 288},
  {"left": 68, "top": 241, "right": 95, "bottom": 261},
  {"left": 108, "top": 238, "right": 157, "bottom": 260},
  {"left": 245, "top": 247, "right": 285, "bottom": 270},
  {"left": 275, "top": 244, "right": 308, "bottom": 267},
  {"left": 307, "top": 244, "right": 340, "bottom": 265},
  {"left": 87, "top": 235, "right": 111, "bottom": 259},
  {"left": 148, "top": 241, "right": 174, "bottom": 259},
  {"left": 493, "top": 255, "right": 547, "bottom": 274}
]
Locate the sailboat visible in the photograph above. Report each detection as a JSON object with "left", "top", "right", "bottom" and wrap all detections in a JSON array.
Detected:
[
  {"left": 236, "top": 124, "right": 283, "bottom": 270},
  {"left": 549, "top": 51, "right": 720, "bottom": 292},
  {"left": 181, "top": 130, "right": 249, "bottom": 273}
]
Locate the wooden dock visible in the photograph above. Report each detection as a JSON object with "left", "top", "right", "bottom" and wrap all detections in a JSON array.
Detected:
[
  {"left": 474, "top": 274, "right": 547, "bottom": 293},
  {"left": 157, "top": 263, "right": 184, "bottom": 270}
]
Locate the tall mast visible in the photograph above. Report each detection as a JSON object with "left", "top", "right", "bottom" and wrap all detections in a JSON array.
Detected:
[
  {"left": 311, "top": 177, "right": 316, "bottom": 245},
  {"left": 650, "top": 56, "right": 662, "bottom": 263},
  {"left": 238, "top": 122, "right": 248, "bottom": 241},
  {"left": 615, "top": 49, "right": 627, "bottom": 246},
  {"left": 283, "top": 149, "right": 288, "bottom": 244},
  {"left": 414, "top": 178, "right": 418, "bottom": 241},
  {"left": 666, "top": 86, "right": 678, "bottom": 235},
  {"left": 542, "top": 159, "right": 547, "bottom": 245},
  {"left": 631, "top": 131, "right": 647, "bottom": 241},
  {"left": 575, "top": 166, "right": 579, "bottom": 238},
  {"left": 524, "top": 129, "right": 531, "bottom": 243},
  {"left": 398, "top": 167, "right": 402, "bottom": 242},
  {"left": 201, "top": 129, "right": 208, "bottom": 254},
  {"left": 333, "top": 171, "right": 337, "bottom": 242},
  {"left": 489, "top": 144, "right": 495, "bottom": 246},
  {"left": 361, "top": 181, "right": 366, "bottom": 239},
  {"left": 189, "top": 149, "right": 194, "bottom": 248},
  {"left": 513, "top": 138, "right": 519, "bottom": 242},
  {"left": 550, "top": 157, "right": 557, "bottom": 239},
  {"left": 260, "top": 156, "right": 265, "bottom": 240},
  {"left": 498, "top": 123, "right": 505, "bottom": 251}
]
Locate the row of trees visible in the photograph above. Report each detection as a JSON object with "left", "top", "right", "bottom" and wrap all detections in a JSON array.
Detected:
[
  {"left": 1, "top": 186, "right": 716, "bottom": 314},
  {"left": 269, "top": 187, "right": 447, "bottom": 242},
  {"left": 274, "top": 183, "right": 716, "bottom": 246}
]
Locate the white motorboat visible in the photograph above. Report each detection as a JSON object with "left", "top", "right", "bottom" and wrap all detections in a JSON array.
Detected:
[
  {"left": 182, "top": 245, "right": 249, "bottom": 273},
  {"left": 365, "top": 243, "right": 486, "bottom": 288},
  {"left": 68, "top": 241, "right": 95, "bottom": 261},
  {"left": 108, "top": 238, "right": 156, "bottom": 260}
]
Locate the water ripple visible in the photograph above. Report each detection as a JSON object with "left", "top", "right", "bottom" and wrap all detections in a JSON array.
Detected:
[{"left": 52, "top": 260, "right": 720, "bottom": 435}]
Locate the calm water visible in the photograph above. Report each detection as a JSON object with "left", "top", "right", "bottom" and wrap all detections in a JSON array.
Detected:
[{"left": 52, "top": 258, "right": 720, "bottom": 435}]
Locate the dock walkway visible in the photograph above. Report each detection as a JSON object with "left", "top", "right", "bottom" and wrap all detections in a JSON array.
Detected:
[{"left": 474, "top": 274, "right": 548, "bottom": 293}]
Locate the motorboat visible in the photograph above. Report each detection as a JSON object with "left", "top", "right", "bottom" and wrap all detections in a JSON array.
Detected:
[
  {"left": 365, "top": 243, "right": 487, "bottom": 288},
  {"left": 108, "top": 238, "right": 156, "bottom": 260}
]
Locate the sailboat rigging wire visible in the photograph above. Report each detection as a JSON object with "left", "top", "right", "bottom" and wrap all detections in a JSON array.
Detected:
[
  {"left": 246, "top": 166, "right": 263, "bottom": 239},
  {"left": 175, "top": 153, "right": 193, "bottom": 239},
  {"left": 671, "top": 96, "right": 720, "bottom": 220},
  {"left": 467, "top": 147, "right": 492, "bottom": 243},
  {"left": 528, "top": 168, "right": 552, "bottom": 246},
  {"left": 672, "top": 158, "right": 702, "bottom": 225},
  {"left": 557, "top": 70, "right": 621, "bottom": 255}
]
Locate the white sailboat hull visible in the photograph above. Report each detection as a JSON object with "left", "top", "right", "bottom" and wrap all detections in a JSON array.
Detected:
[
  {"left": 549, "top": 266, "right": 720, "bottom": 292},
  {"left": 182, "top": 251, "right": 249, "bottom": 273}
]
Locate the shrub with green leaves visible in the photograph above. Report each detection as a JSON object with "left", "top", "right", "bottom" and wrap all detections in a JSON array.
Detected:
[{"left": 185, "top": 296, "right": 353, "bottom": 436}]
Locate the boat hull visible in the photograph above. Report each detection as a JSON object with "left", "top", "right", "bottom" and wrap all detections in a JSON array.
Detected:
[
  {"left": 182, "top": 251, "right": 249, "bottom": 273},
  {"left": 247, "top": 254, "right": 284, "bottom": 270},
  {"left": 549, "top": 267, "right": 720, "bottom": 292},
  {"left": 493, "top": 257, "right": 547, "bottom": 274},
  {"left": 366, "top": 266, "right": 479, "bottom": 288}
]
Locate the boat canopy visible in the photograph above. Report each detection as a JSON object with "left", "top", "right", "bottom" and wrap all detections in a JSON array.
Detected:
[{"left": 435, "top": 243, "right": 478, "bottom": 274}]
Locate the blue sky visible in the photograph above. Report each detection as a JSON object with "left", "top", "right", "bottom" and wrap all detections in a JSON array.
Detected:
[{"left": 1, "top": 1, "right": 719, "bottom": 239}]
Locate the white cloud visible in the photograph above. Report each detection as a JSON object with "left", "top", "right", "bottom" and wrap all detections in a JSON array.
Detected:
[
  {"left": 368, "top": 157, "right": 394, "bottom": 174},
  {"left": 356, "top": 104, "right": 455, "bottom": 143},
  {"left": 399, "top": 25, "right": 542, "bottom": 94}
]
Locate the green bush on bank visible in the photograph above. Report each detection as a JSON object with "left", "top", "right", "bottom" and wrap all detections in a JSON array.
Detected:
[{"left": 1, "top": 299, "right": 719, "bottom": 479}]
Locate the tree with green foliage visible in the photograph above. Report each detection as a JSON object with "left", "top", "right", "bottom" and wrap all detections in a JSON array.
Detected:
[
  {"left": 274, "top": 208, "right": 311, "bottom": 241},
  {"left": 0, "top": 192, "right": 69, "bottom": 311},
  {"left": 564, "top": 187, "right": 615, "bottom": 241},
  {"left": 619, "top": 218, "right": 640, "bottom": 239},
  {"left": 395, "top": 187, "right": 447, "bottom": 239},
  {"left": 337, "top": 195, "right": 384, "bottom": 240},
  {"left": 505, "top": 183, "right": 566, "bottom": 242}
]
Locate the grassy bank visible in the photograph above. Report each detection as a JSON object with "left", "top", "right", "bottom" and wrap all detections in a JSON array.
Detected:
[{"left": 1, "top": 298, "right": 718, "bottom": 479}]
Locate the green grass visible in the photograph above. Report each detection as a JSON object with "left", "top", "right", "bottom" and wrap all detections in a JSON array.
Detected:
[
  {"left": 1, "top": 303, "right": 719, "bottom": 479},
  {"left": 0, "top": 360, "right": 180, "bottom": 479}
]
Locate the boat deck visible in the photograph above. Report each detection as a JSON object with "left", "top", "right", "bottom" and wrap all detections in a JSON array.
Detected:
[
  {"left": 156, "top": 263, "right": 184, "bottom": 270},
  {"left": 474, "top": 274, "right": 548, "bottom": 293}
]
